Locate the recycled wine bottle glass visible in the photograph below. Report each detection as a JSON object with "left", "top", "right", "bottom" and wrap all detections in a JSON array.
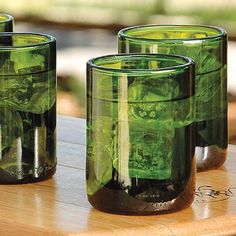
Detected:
[
  {"left": 118, "top": 25, "right": 228, "bottom": 172},
  {"left": 0, "top": 13, "right": 13, "bottom": 32},
  {"left": 0, "top": 33, "right": 56, "bottom": 183},
  {"left": 86, "top": 53, "right": 195, "bottom": 214}
]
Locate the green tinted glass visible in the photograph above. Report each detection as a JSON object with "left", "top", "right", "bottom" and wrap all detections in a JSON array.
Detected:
[
  {"left": 0, "top": 33, "right": 56, "bottom": 183},
  {"left": 0, "top": 13, "right": 13, "bottom": 32},
  {"left": 118, "top": 25, "right": 227, "bottom": 171},
  {"left": 86, "top": 53, "right": 195, "bottom": 214}
]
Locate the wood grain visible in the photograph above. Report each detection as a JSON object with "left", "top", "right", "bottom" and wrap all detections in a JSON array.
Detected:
[{"left": 0, "top": 115, "right": 235, "bottom": 235}]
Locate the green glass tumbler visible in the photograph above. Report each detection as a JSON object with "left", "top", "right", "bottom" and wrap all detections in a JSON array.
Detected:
[
  {"left": 118, "top": 25, "right": 228, "bottom": 172},
  {"left": 87, "top": 53, "right": 195, "bottom": 214},
  {"left": 0, "top": 33, "right": 56, "bottom": 183},
  {"left": 0, "top": 14, "right": 13, "bottom": 32}
]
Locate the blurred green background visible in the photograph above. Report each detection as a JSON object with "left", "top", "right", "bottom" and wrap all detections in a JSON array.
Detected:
[{"left": 1, "top": 0, "right": 236, "bottom": 141}]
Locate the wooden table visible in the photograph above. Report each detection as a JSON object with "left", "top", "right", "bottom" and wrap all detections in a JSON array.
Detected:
[{"left": 1, "top": 116, "right": 236, "bottom": 236}]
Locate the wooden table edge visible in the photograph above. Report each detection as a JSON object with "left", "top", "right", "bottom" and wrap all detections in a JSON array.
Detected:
[{"left": 75, "top": 214, "right": 236, "bottom": 236}]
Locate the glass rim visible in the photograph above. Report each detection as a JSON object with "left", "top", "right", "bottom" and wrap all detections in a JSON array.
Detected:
[
  {"left": 0, "top": 13, "right": 14, "bottom": 24},
  {"left": 0, "top": 32, "right": 56, "bottom": 49},
  {"left": 87, "top": 53, "right": 194, "bottom": 73},
  {"left": 118, "top": 24, "right": 227, "bottom": 42}
]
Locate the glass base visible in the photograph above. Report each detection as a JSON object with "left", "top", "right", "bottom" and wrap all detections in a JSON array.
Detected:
[
  {"left": 196, "top": 146, "right": 227, "bottom": 172},
  {"left": 0, "top": 166, "right": 56, "bottom": 184},
  {"left": 88, "top": 162, "right": 195, "bottom": 215}
]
